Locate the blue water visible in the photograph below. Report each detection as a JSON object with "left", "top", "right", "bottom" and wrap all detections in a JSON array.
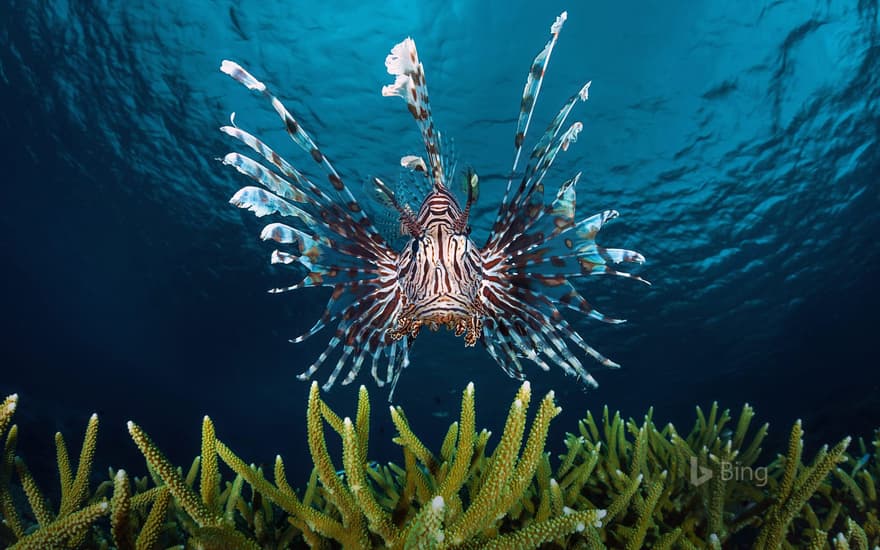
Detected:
[{"left": 1, "top": 0, "right": 878, "bottom": 484}]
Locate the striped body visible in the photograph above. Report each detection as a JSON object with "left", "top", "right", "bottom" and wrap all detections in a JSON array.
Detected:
[
  {"left": 390, "top": 189, "right": 484, "bottom": 345},
  {"left": 220, "top": 12, "right": 648, "bottom": 398}
]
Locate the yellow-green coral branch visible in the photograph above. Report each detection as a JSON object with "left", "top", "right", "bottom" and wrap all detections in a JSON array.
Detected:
[
  {"left": 127, "top": 420, "right": 216, "bottom": 526},
  {"left": 481, "top": 508, "right": 607, "bottom": 549},
  {"left": 356, "top": 385, "right": 370, "bottom": 461},
  {"left": 223, "top": 473, "right": 244, "bottom": 524},
  {"left": 185, "top": 456, "right": 200, "bottom": 487},
  {"left": 757, "top": 435, "right": 851, "bottom": 549},
  {"left": 536, "top": 485, "right": 551, "bottom": 523},
  {"left": 0, "top": 394, "right": 16, "bottom": 440},
  {"left": 306, "top": 382, "right": 368, "bottom": 546},
  {"left": 189, "top": 524, "right": 261, "bottom": 550},
  {"left": 563, "top": 445, "right": 600, "bottom": 504},
  {"left": 605, "top": 471, "right": 643, "bottom": 524},
  {"left": 740, "top": 421, "right": 769, "bottom": 466},
  {"left": 438, "top": 382, "right": 475, "bottom": 501},
  {"left": 779, "top": 419, "right": 803, "bottom": 504},
  {"left": 626, "top": 473, "right": 666, "bottom": 550},
  {"left": 732, "top": 403, "right": 755, "bottom": 452},
  {"left": 807, "top": 528, "right": 828, "bottom": 550},
  {"left": 822, "top": 500, "right": 843, "bottom": 532},
  {"left": 1, "top": 423, "right": 25, "bottom": 540},
  {"left": 54, "top": 432, "right": 73, "bottom": 510},
  {"left": 9, "top": 501, "right": 109, "bottom": 550},
  {"left": 549, "top": 478, "right": 564, "bottom": 518},
  {"left": 129, "top": 485, "right": 162, "bottom": 514},
  {"left": 301, "top": 466, "right": 319, "bottom": 509},
  {"left": 628, "top": 423, "right": 648, "bottom": 480},
  {"left": 404, "top": 445, "right": 433, "bottom": 504},
  {"left": 320, "top": 399, "right": 347, "bottom": 437},
  {"left": 654, "top": 527, "right": 683, "bottom": 550},
  {"left": 501, "top": 389, "right": 560, "bottom": 516},
  {"left": 273, "top": 454, "right": 295, "bottom": 497},
  {"left": 707, "top": 444, "right": 733, "bottom": 537},
  {"left": 135, "top": 486, "right": 170, "bottom": 550},
  {"left": 581, "top": 410, "right": 600, "bottom": 442},
  {"left": 604, "top": 407, "right": 625, "bottom": 475},
  {"left": 391, "top": 405, "right": 439, "bottom": 475},
  {"left": 858, "top": 470, "right": 875, "bottom": 502},
  {"left": 845, "top": 517, "right": 869, "bottom": 550},
  {"left": 342, "top": 416, "right": 399, "bottom": 545},
  {"left": 447, "top": 381, "right": 530, "bottom": 545},
  {"left": 836, "top": 467, "right": 865, "bottom": 510},
  {"left": 557, "top": 433, "right": 582, "bottom": 480},
  {"left": 14, "top": 456, "right": 53, "bottom": 528},
  {"left": 440, "top": 421, "right": 458, "bottom": 464},
  {"left": 63, "top": 413, "right": 99, "bottom": 518},
  {"left": 404, "top": 495, "right": 446, "bottom": 549},
  {"left": 111, "top": 469, "right": 134, "bottom": 550},
  {"left": 200, "top": 416, "right": 220, "bottom": 514},
  {"left": 215, "top": 432, "right": 350, "bottom": 544}
]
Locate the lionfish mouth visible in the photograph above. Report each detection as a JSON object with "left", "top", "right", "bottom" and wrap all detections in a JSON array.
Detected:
[{"left": 388, "top": 301, "right": 483, "bottom": 347}]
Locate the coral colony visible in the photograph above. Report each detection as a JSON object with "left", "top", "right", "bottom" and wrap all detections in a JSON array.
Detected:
[{"left": 0, "top": 388, "right": 877, "bottom": 548}]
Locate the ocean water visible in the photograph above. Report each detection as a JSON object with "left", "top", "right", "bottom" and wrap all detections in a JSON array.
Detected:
[{"left": 1, "top": 0, "right": 878, "bottom": 492}]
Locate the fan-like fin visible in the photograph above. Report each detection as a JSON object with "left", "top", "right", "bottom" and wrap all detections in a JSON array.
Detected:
[
  {"left": 221, "top": 60, "right": 384, "bottom": 234},
  {"left": 510, "top": 11, "right": 568, "bottom": 175},
  {"left": 362, "top": 180, "right": 408, "bottom": 247},
  {"left": 397, "top": 158, "right": 434, "bottom": 211},
  {"left": 220, "top": 125, "right": 312, "bottom": 192},
  {"left": 290, "top": 285, "right": 369, "bottom": 344},
  {"left": 221, "top": 153, "right": 309, "bottom": 203},
  {"left": 229, "top": 186, "right": 316, "bottom": 224},
  {"left": 512, "top": 276, "right": 624, "bottom": 324},
  {"left": 222, "top": 61, "right": 408, "bottom": 393},
  {"left": 491, "top": 105, "right": 587, "bottom": 252},
  {"left": 508, "top": 82, "right": 590, "bottom": 223},
  {"left": 381, "top": 39, "right": 446, "bottom": 189}
]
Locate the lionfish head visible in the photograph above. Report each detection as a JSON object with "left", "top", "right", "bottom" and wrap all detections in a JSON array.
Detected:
[{"left": 389, "top": 188, "right": 484, "bottom": 346}]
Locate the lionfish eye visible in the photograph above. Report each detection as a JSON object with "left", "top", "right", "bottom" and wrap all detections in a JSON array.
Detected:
[{"left": 411, "top": 239, "right": 419, "bottom": 255}]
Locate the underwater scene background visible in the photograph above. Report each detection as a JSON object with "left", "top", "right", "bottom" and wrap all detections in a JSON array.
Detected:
[{"left": 1, "top": 0, "right": 879, "bottom": 547}]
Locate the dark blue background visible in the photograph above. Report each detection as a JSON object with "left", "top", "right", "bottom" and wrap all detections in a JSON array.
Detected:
[{"left": 1, "top": 0, "right": 878, "bottom": 488}]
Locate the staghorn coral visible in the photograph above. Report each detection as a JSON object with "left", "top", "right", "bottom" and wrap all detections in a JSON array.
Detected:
[
  {"left": 0, "top": 395, "right": 172, "bottom": 549},
  {"left": 0, "top": 394, "right": 287, "bottom": 549},
  {"left": 558, "top": 403, "right": 870, "bottom": 548},
  {"left": 0, "top": 390, "right": 877, "bottom": 549},
  {"left": 207, "top": 381, "right": 606, "bottom": 549},
  {"left": 0, "top": 396, "right": 112, "bottom": 549}
]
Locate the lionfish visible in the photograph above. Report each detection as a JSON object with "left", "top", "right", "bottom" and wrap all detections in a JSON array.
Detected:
[{"left": 219, "top": 12, "right": 647, "bottom": 398}]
